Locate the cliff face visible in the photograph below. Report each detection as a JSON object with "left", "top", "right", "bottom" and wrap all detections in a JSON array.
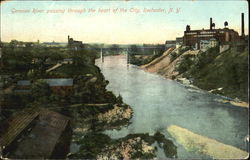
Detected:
[{"left": 141, "top": 46, "right": 248, "bottom": 102}]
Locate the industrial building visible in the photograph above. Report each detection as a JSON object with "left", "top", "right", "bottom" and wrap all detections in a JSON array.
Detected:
[
  {"left": 183, "top": 13, "right": 246, "bottom": 50},
  {"left": 67, "top": 35, "right": 83, "bottom": 51}
]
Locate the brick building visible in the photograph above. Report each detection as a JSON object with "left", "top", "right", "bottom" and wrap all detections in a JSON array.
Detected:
[
  {"left": 183, "top": 13, "right": 245, "bottom": 49},
  {"left": 67, "top": 35, "right": 83, "bottom": 51}
]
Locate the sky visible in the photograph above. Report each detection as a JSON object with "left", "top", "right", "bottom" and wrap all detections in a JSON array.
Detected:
[{"left": 0, "top": 0, "right": 249, "bottom": 44}]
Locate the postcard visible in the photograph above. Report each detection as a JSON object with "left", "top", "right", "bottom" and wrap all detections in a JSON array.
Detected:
[{"left": 0, "top": 0, "right": 249, "bottom": 159}]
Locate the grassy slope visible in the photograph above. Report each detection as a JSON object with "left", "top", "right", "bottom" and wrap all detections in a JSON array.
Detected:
[{"left": 190, "top": 47, "right": 248, "bottom": 101}]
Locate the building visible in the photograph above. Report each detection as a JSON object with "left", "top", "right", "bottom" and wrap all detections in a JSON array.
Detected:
[
  {"left": 183, "top": 13, "right": 245, "bottom": 49},
  {"left": 176, "top": 37, "right": 183, "bottom": 48},
  {"left": 67, "top": 35, "right": 83, "bottom": 51},
  {"left": 43, "top": 78, "right": 74, "bottom": 96},
  {"left": 61, "top": 58, "right": 73, "bottom": 64},
  {"left": 14, "top": 79, "right": 74, "bottom": 96},
  {"left": 199, "top": 40, "right": 209, "bottom": 51},
  {"left": 42, "top": 42, "right": 67, "bottom": 48},
  {"left": 209, "top": 38, "right": 218, "bottom": 47},
  {"left": 14, "top": 80, "right": 31, "bottom": 94},
  {"left": 199, "top": 38, "right": 219, "bottom": 51},
  {"left": 0, "top": 109, "right": 72, "bottom": 159},
  {"left": 165, "top": 40, "right": 176, "bottom": 48}
]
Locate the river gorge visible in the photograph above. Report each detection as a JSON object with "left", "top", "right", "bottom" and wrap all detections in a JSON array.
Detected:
[{"left": 96, "top": 55, "right": 248, "bottom": 159}]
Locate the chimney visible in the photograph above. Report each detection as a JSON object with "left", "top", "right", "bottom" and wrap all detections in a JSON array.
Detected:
[
  {"left": 210, "top": 18, "right": 212, "bottom": 30},
  {"left": 241, "top": 13, "right": 245, "bottom": 36}
]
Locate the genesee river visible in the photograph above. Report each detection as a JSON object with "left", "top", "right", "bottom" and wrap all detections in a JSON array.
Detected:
[{"left": 96, "top": 55, "right": 248, "bottom": 159}]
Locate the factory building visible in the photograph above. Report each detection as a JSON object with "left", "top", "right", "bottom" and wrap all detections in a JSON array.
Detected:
[
  {"left": 183, "top": 13, "right": 245, "bottom": 50},
  {"left": 67, "top": 35, "right": 83, "bottom": 51}
]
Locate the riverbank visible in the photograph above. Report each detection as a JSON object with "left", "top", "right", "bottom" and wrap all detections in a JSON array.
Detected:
[
  {"left": 140, "top": 45, "right": 249, "bottom": 105},
  {"left": 96, "top": 55, "right": 249, "bottom": 159},
  {"left": 176, "top": 77, "right": 249, "bottom": 108},
  {"left": 0, "top": 46, "right": 136, "bottom": 159},
  {"left": 167, "top": 125, "right": 248, "bottom": 159},
  {"left": 49, "top": 51, "right": 179, "bottom": 159},
  {"left": 69, "top": 132, "right": 177, "bottom": 159}
]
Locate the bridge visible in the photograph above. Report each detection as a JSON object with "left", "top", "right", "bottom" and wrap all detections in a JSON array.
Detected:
[{"left": 74, "top": 46, "right": 167, "bottom": 64}]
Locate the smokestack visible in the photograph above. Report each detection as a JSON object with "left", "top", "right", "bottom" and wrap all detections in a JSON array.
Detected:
[
  {"left": 241, "top": 13, "right": 245, "bottom": 36},
  {"left": 210, "top": 18, "right": 212, "bottom": 30}
]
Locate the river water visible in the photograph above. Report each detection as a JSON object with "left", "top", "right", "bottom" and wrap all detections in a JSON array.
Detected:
[{"left": 96, "top": 55, "right": 248, "bottom": 159}]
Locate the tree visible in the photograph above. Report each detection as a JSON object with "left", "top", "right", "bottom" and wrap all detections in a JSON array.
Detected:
[
  {"left": 108, "top": 44, "right": 121, "bottom": 55},
  {"left": 31, "top": 80, "right": 51, "bottom": 103},
  {"left": 129, "top": 45, "right": 140, "bottom": 55}
]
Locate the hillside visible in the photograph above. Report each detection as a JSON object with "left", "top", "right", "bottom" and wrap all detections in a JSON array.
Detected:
[
  {"left": 141, "top": 46, "right": 248, "bottom": 102},
  {"left": 189, "top": 47, "right": 248, "bottom": 102},
  {"left": 141, "top": 47, "right": 174, "bottom": 73}
]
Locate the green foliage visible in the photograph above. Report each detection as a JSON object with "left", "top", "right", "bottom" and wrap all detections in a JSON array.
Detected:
[
  {"left": 170, "top": 46, "right": 191, "bottom": 62},
  {"left": 71, "top": 133, "right": 111, "bottom": 159},
  {"left": 190, "top": 46, "right": 220, "bottom": 73},
  {"left": 129, "top": 44, "right": 165, "bottom": 66},
  {"left": 176, "top": 54, "right": 195, "bottom": 74},
  {"left": 170, "top": 51, "right": 178, "bottom": 62},
  {"left": 182, "top": 46, "right": 248, "bottom": 101},
  {"left": 117, "top": 94, "right": 123, "bottom": 104},
  {"left": 154, "top": 132, "right": 177, "bottom": 158},
  {"left": 31, "top": 79, "right": 51, "bottom": 103},
  {"left": 2, "top": 43, "right": 66, "bottom": 77},
  {"left": 107, "top": 44, "right": 122, "bottom": 55},
  {"left": 129, "top": 45, "right": 140, "bottom": 55}
]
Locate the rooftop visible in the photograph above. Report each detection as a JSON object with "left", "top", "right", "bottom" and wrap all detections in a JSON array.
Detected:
[
  {"left": 17, "top": 80, "right": 31, "bottom": 86},
  {"left": 16, "top": 79, "right": 74, "bottom": 87},
  {"left": 0, "top": 109, "right": 70, "bottom": 159},
  {"left": 43, "top": 78, "right": 73, "bottom": 86}
]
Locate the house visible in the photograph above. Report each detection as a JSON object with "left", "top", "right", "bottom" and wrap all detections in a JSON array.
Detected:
[
  {"left": 0, "top": 109, "right": 72, "bottom": 159},
  {"left": 43, "top": 78, "right": 74, "bottom": 96}
]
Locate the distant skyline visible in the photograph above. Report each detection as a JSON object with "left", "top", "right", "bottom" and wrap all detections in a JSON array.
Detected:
[{"left": 1, "top": 0, "right": 249, "bottom": 44}]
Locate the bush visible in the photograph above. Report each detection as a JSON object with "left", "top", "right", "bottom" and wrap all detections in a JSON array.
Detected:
[
  {"left": 176, "top": 54, "right": 195, "bottom": 74},
  {"left": 31, "top": 79, "right": 51, "bottom": 103},
  {"left": 170, "top": 52, "right": 178, "bottom": 62}
]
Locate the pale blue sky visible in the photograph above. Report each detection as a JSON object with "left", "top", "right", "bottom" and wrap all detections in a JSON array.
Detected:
[{"left": 1, "top": 0, "right": 248, "bottom": 44}]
